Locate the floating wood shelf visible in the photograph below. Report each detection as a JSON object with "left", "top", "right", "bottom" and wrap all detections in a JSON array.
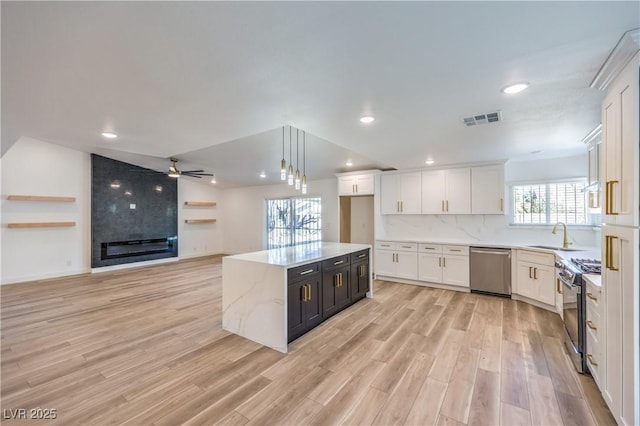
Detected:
[
  {"left": 184, "top": 219, "right": 216, "bottom": 224},
  {"left": 184, "top": 201, "right": 216, "bottom": 207},
  {"left": 7, "top": 195, "right": 76, "bottom": 202},
  {"left": 8, "top": 221, "right": 76, "bottom": 229}
]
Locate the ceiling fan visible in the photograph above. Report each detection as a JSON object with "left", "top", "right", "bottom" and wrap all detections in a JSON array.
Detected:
[{"left": 167, "top": 157, "right": 213, "bottom": 179}]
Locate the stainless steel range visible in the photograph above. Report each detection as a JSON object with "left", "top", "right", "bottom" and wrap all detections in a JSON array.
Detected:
[{"left": 556, "top": 257, "right": 601, "bottom": 373}]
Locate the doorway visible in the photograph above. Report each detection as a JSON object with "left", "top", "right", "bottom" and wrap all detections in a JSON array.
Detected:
[{"left": 339, "top": 195, "right": 374, "bottom": 246}]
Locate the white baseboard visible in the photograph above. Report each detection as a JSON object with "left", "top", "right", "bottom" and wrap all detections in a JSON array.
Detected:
[
  {"left": 1, "top": 268, "right": 90, "bottom": 285},
  {"left": 178, "top": 250, "right": 227, "bottom": 260}
]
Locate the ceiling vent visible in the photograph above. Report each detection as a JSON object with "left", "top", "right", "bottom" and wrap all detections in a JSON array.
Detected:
[{"left": 463, "top": 111, "right": 501, "bottom": 127}]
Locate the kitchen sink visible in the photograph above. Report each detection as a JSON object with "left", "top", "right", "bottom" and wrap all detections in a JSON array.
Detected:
[{"left": 527, "top": 245, "right": 581, "bottom": 252}]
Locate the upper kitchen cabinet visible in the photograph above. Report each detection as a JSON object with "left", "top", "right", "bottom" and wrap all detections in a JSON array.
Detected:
[
  {"left": 601, "top": 50, "right": 639, "bottom": 227},
  {"left": 421, "top": 169, "right": 471, "bottom": 214},
  {"left": 338, "top": 173, "right": 375, "bottom": 196},
  {"left": 380, "top": 172, "right": 421, "bottom": 214},
  {"left": 471, "top": 165, "right": 505, "bottom": 214}
]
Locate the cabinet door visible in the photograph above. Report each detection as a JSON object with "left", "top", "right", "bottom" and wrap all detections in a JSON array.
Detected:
[
  {"left": 532, "top": 264, "right": 555, "bottom": 306},
  {"left": 335, "top": 268, "right": 351, "bottom": 311},
  {"left": 355, "top": 175, "right": 374, "bottom": 195},
  {"left": 287, "top": 283, "right": 306, "bottom": 343},
  {"left": 380, "top": 174, "right": 399, "bottom": 214},
  {"left": 602, "top": 91, "right": 619, "bottom": 224},
  {"left": 421, "top": 170, "right": 446, "bottom": 214},
  {"left": 395, "top": 252, "right": 418, "bottom": 280},
  {"left": 418, "top": 253, "right": 442, "bottom": 283},
  {"left": 322, "top": 269, "right": 339, "bottom": 318},
  {"left": 305, "top": 276, "right": 323, "bottom": 329},
  {"left": 351, "top": 261, "right": 369, "bottom": 301},
  {"left": 471, "top": 165, "right": 504, "bottom": 214},
  {"left": 376, "top": 250, "right": 395, "bottom": 276},
  {"left": 398, "top": 172, "right": 422, "bottom": 214},
  {"left": 338, "top": 176, "right": 356, "bottom": 195},
  {"left": 442, "top": 255, "right": 469, "bottom": 287},
  {"left": 602, "top": 225, "right": 639, "bottom": 425},
  {"left": 516, "top": 262, "right": 535, "bottom": 299},
  {"left": 445, "top": 168, "right": 471, "bottom": 214}
]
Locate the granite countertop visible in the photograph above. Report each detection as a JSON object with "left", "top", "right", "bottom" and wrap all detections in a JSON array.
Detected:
[{"left": 225, "top": 241, "right": 371, "bottom": 268}]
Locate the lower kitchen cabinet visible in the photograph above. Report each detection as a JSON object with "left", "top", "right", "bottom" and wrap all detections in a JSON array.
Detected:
[
  {"left": 322, "top": 264, "right": 350, "bottom": 318},
  {"left": 417, "top": 244, "right": 469, "bottom": 288},
  {"left": 375, "top": 241, "right": 418, "bottom": 280},
  {"left": 351, "top": 250, "right": 370, "bottom": 301},
  {"left": 287, "top": 266, "right": 323, "bottom": 343},
  {"left": 584, "top": 276, "right": 603, "bottom": 388},
  {"left": 515, "top": 250, "right": 555, "bottom": 306}
]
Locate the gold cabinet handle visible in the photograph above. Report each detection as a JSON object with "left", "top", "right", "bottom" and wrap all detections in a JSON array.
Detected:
[
  {"left": 500, "top": 198, "right": 504, "bottom": 212},
  {"left": 446, "top": 200, "right": 449, "bottom": 212},
  {"left": 442, "top": 200, "right": 445, "bottom": 212},
  {"left": 609, "top": 180, "right": 619, "bottom": 215},
  {"left": 302, "top": 284, "right": 308, "bottom": 301},
  {"left": 307, "top": 284, "right": 312, "bottom": 301},
  {"left": 586, "top": 320, "right": 597, "bottom": 330},
  {"left": 529, "top": 266, "right": 532, "bottom": 279},
  {"left": 355, "top": 184, "right": 358, "bottom": 193},
  {"left": 605, "top": 235, "right": 619, "bottom": 271},
  {"left": 587, "top": 354, "right": 598, "bottom": 366},
  {"left": 450, "top": 249, "right": 462, "bottom": 252},
  {"left": 333, "top": 260, "right": 344, "bottom": 265},
  {"left": 358, "top": 253, "right": 366, "bottom": 258},
  {"left": 586, "top": 292, "right": 598, "bottom": 301},
  {"left": 443, "top": 257, "right": 446, "bottom": 267},
  {"left": 557, "top": 278, "right": 563, "bottom": 294},
  {"left": 605, "top": 181, "right": 610, "bottom": 214},
  {"left": 300, "top": 269, "right": 315, "bottom": 275},
  {"left": 438, "top": 257, "right": 442, "bottom": 267},
  {"left": 401, "top": 201, "right": 404, "bottom": 213},
  {"left": 533, "top": 267, "right": 538, "bottom": 280}
]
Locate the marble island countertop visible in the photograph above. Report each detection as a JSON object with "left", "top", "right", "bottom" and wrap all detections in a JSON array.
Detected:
[{"left": 225, "top": 241, "right": 371, "bottom": 268}]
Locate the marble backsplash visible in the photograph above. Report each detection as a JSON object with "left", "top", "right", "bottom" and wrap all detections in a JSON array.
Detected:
[{"left": 378, "top": 214, "right": 600, "bottom": 248}]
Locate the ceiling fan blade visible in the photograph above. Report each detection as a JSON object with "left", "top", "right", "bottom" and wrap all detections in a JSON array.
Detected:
[
  {"left": 184, "top": 172, "right": 213, "bottom": 177},
  {"left": 181, "top": 169, "right": 205, "bottom": 174}
]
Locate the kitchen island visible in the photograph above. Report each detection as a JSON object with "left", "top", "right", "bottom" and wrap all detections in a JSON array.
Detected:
[{"left": 222, "top": 242, "right": 372, "bottom": 353}]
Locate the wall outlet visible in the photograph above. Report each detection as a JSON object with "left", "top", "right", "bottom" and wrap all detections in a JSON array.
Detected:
[{"left": 129, "top": 204, "right": 136, "bottom": 209}]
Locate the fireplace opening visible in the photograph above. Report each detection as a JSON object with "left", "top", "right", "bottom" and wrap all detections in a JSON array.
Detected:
[{"left": 101, "top": 236, "right": 177, "bottom": 260}]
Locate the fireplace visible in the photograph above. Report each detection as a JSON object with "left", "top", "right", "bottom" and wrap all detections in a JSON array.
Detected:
[{"left": 101, "top": 237, "right": 177, "bottom": 260}]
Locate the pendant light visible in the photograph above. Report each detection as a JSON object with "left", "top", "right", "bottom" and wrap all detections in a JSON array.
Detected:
[
  {"left": 280, "top": 126, "right": 286, "bottom": 180},
  {"left": 301, "top": 131, "right": 308, "bottom": 194},
  {"left": 295, "top": 129, "right": 301, "bottom": 190},
  {"left": 287, "top": 127, "right": 294, "bottom": 185}
]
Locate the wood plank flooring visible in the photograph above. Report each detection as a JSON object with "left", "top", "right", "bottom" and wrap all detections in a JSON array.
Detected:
[{"left": 1, "top": 256, "right": 616, "bottom": 425}]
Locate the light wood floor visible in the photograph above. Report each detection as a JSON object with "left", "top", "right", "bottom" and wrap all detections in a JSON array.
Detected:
[{"left": 1, "top": 256, "right": 615, "bottom": 425}]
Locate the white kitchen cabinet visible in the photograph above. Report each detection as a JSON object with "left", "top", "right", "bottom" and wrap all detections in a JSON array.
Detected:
[
  {"left": 555, "top": 275, "right": 563, "bottom": 319},
  {"left": 375, "top": 241, "right": 418, "bottom": 280},
  {"left": 380, "top": 172, "right": 421, "bottom": 214},
  {"left": 421, "top": 169, "right": 471, "bottom": 214},
  {"left": 417, "top": 243, "right": 469, "bottom": 288},
  {"left": 515, "top": 250, "right": 555, "bottom": 307},
  {"left": 602, "top": 51, "right": 639, "bottom": 227},
  {"left": 585, "top": 277, "right": 603, "bottom": 388},
  {"left": 338, "top": 174, "right": 374, "bottom": 196},
  {"left": 471, "top": 165, "right": 505, "bottom": 214},
  {"left": 602, "top": 225, "right": 639, "bottom": 426}
]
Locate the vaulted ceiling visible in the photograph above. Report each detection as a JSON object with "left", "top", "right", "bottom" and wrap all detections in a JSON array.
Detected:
[{"left": 2, "top": 1, "right": 638, "bottom": 187}]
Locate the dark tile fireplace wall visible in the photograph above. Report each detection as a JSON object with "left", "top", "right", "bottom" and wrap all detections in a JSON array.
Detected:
[{"left": 91, "top": 154, "right": 178, "bottom": 268}]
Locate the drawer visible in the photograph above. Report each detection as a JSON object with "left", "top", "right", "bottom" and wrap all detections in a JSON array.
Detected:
[
  {"left": 443, "top": 245, "right": 469, "bottom": 255},
  {"left": 287, "top": 262, "right": 321, "bottom": 283},
  {"left": 376, "top": 241, "right": 395, "bottom": 250},
  {"left": 418, "top": 243, "right": 442, "bottom": 253},
  {"left": 396, "top": 242, "right": 418, "bottom": 252},
  {"left": 322, "top": 255, "right": 350, "bottom": 270},
  {"left": 350, "top": 249, "right": 370, "bottom": 263},
  {"left": 586, "top": 330, "right": 602, "bottom": 386},
  {"left": 585, "top": 282, "right": 602, "bottom": 313},
  {"left": 586, "top": 306, "right": 602, "bottom": 342},
  {"left": 519, "top": 249, "right": 554, "bottom": 266}
]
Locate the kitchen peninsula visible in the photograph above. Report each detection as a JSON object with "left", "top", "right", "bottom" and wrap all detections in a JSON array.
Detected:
[{"left": 222, "top": 242, "right": 372, "bottom": 353}]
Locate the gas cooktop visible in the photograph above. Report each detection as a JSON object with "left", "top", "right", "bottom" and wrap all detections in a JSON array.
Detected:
[{"left": 570, "top": 258, "right": 601, "bottom": 275}]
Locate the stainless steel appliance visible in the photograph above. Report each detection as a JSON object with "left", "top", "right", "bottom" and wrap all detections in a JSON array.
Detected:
[
  {"left": 469, "top": 247, "right": 511, "bottom": 297},
  {"left": 557, "top": 257, "right": 601, "bottom": 373}
]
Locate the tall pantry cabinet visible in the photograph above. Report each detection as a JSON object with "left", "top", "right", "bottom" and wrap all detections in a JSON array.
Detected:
[{"left": 595, "top": 29, "right": 639, "bottom": 426}]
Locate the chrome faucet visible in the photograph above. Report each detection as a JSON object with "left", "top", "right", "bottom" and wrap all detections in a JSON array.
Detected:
[{"left": 552, "top": 222, "right": 571, "bottom": 249}]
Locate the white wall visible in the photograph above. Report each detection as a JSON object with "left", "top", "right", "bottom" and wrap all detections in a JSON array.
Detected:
[
  {"left": 178, "top": 179, "right": 224, "bottom": 259},
  {"left": 1, "top": 137, "right": 91, "bottom": 284},
  {"left": 376, "top": 154, "right": 599, "bottom": 248},
  {"left": 222, "top": 178, "right": 339, "bottom": 254}
]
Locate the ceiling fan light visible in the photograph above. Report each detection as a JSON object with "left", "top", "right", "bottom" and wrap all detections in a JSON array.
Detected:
[{"left": 168, "top": 171, "right": 180, "bottom": 178}]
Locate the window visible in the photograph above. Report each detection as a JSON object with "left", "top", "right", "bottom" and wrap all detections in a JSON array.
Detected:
[
  {"left": 266, "top": 197, "right": 322, "bottom": 249},
  {"left": 512, "top": 180, "right": 587, "bottom": 225}
]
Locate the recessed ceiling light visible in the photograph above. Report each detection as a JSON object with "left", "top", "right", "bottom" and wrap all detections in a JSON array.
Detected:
[
  {"left": 259, "top": 172, "right": 266, "bottom": 179},
  {"left": 101, "top": 132, "right": 118, "bottom": 139},
  {"left": 425, "top": 159, "right": 435, "bottom": 165},
  {"left": 346, "top": 161, "right": 353, "bottom": 167},
  {"left": 359, "top": 116, "right": 375, "bottom": 124},
  {"left": 501, "top": 82, "right": 530, "bottom": 94},
  {"left": 210, "top": 176, "right": 217, "bottom": 184}
]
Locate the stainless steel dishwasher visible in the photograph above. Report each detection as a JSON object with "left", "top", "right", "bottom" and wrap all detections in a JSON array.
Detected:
[{"left": 469, "top": 247, "right": 511, "bottom": 297}]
